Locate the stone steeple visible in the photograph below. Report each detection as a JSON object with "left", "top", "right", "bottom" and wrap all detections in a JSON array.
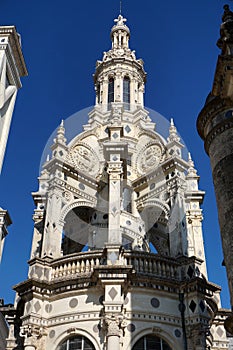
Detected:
[{"left": 6, "top": 12, "right": 230, "bottom": 350}]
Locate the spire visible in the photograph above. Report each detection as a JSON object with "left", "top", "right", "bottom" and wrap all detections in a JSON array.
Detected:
[
  {"left": 187, "top": 152, "right": 197, "bottom": 176},
  {"left": 217, "top": 4, "right": 233, "bottom": 54},
  {"left": 54, "top": 119, "right": 66, "bottom": 145},
  {"left": 50, "top": 119, "right": 67, "bottom": 160},
  {"left": 167, "top": 118, "right": 180, "bottom": 142}
]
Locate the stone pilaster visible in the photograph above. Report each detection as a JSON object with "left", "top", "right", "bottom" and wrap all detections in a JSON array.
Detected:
[
  {"left": 187, "top": 324, "right": 208, "bottom": 350},
  {"left": 5, "top": 314, "right": 17, "bottom": 350},
  {"left": 41, "top": 186, "right": 63, "bottom": 258},
  {"left": 0, "top": 208, "right": 11, "bottom": 262}
]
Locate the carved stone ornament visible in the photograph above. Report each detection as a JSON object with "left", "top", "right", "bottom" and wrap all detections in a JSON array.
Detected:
[
  {"left": 70, "top": 143, "right": 100, "bottom": 176},
  {"left": 104, "top": 314, "right": 127, "bottom": 337},
  {"left": 136, "top": 142, "right": 164, "bottom": 175},
  {"left": 102, "top": 48, "right": 137, "bottom": 61}
]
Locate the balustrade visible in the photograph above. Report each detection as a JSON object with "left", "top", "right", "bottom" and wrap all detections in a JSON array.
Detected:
[{"left": 49, "top": 250, "right": 180, "bottom": 281}]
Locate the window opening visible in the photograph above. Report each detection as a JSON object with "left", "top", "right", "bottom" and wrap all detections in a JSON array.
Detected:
[
  {"left": 132, "top": 334, "right": 172, "bottom": 350},
  {"left": 123, "top": 76, "right": 130, "bottom": 110},
  {"left": 108, "top": 77, "right": 114, "bottom": 109},
  {"left": 58, "top": 335, "right": 95, "bottom": 350}
]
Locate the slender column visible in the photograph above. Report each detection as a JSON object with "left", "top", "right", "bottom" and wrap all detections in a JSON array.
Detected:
[
  {"left": 107, "top": 333, "right": 120, "bottom": 350},
  {"left": 130, "top": 76, "right": 135, "bottom": 107},
  {"left": 107, "top": 154, "right": 123, "bottom": 244},
  {"left": 24, "top": 346, "right": 36, "bottom": 350},
  {"left": 115, "top": 72, "right": 121, "bottom": 102},
  {"left": 102, "top": 78, "right": 109, "bottom": 108},
  {"left": 138, "top": 83, "right": 144, "bottom": 107}
]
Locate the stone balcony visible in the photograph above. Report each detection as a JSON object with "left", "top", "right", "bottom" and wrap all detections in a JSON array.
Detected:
[{"left": 26, "top": 249, "right": 206, "bottom": 286}]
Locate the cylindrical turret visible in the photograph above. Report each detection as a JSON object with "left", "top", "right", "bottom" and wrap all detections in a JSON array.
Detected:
[
  {"left": 93, "top": 15, "right": 146, "bottom": 112},
  {"left": 197, "top": 5, "right": 233, "bottom": 310}
]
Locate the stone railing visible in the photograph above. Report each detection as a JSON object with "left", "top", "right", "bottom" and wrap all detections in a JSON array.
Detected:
[
  {"left": 123, "top": 251, "right": 181, "bottom": 280},
  {"left": 28, "top": 250, "right": 203, "bottom": 285},
  {"left": 48, "top": 250, "right": 181, "bottom": 282},
  {"left": 51, "top": 251, "right": 105, "bottom": 280}
]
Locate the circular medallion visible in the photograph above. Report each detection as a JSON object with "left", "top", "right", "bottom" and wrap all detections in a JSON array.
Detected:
[
  {"left": 45, "top": 303, "right": 52, "bottom": 313},
  {"left": 137, "top": 143, "right": 163, "bottom": 175},
  {"left": 49, "top": 330, "right": 55, "bottom": 339},
  {"left": 174, "top": 329, "right": 181, "bottom": 338},
  {"left": 127, "top": 323, "right": 136, "bottom": 332},
  {"left": 70, "top": 143, "right": 99, "bottom": 176},
  {"left": 151, "top": 297, "right": 160, "bottom": 308},
  {"left": 69, "top": 298, "right": 78, "bottom": 308}
]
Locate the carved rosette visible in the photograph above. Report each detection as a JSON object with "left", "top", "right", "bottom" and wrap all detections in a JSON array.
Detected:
[
  {"left": 69, "top": 143, "right": 100, "bottom": 176},
  {"left": 136, "top": 142, "right": 164, "bottom": 175}
]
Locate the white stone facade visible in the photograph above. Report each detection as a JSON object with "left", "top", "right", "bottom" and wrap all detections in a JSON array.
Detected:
[{"left": 8, "top": 15, "right": 230, "bottom": 350}]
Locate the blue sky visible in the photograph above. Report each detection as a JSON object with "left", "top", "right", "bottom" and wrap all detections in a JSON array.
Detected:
[{"left": 0, "top": 0, "right": 231, "bottom": 308}]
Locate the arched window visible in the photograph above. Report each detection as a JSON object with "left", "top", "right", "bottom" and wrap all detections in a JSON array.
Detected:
[
  {"left": 58, "top": 335, "right": 95, "bottom": 350},
  {"left": 132, "top": 334, "right": 172, "bottom": 350},
  {"left": 123, "top": 76, "right": 130, "bottom": 110},
  {"left": 108, "top": 77, "right": 114, "bottom": 107}
]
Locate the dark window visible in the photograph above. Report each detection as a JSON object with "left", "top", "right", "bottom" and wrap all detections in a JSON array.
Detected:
[
  {"left": 108, "top": 77, "right": 114, "bottom": 108},
  {"left": 132, "top": 335, "right": 172, "bottom": 350},
  {"left": 96, "top": 83, "right": 100, "bottom": 104},
  {"left": 59, "top": 335, "right": 95, "bottom": 350},
  {"left": 123, "top": 76, "right": 130, "bottom": 110}
]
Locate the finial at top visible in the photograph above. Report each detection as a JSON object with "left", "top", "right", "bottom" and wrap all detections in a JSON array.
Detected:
[
  {"left": 120, "top": 0, "right": 122, "bottom": 15},
  {"left": 222, "top": 4, "right": 233, "bottom": 23},
  {"left": 114, "top": 14, "right": 127, "bottom": 26},
  {"left": 187, "top": 152, "right": 197, "bottom": 176},
  {"left": 167, "top": 118, "right": 180, "bottom": 143}
]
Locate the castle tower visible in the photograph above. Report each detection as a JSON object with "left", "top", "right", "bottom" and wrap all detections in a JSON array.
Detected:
[
  {"left": 10, "top": 14, "right": 229, "bottom": 350},
  {"left": 197, "top": 5, "right": 233, "bottom": 328},
  {"left": 0, "top": 25, "right": 27, "bottom": 262},
  {"left": 0, "top": 25, "right": 27, "bottom": 350}
]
